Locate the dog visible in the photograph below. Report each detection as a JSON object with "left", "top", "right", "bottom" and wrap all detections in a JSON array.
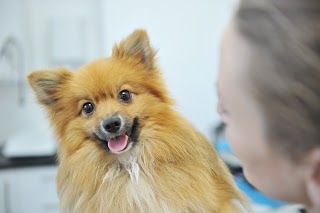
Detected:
[{"left": 28, "top": 29, "right": 245, "bottom": 213}]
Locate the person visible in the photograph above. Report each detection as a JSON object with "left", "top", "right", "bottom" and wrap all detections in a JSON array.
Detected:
[{"left": 216, "top": 0, "right": 320, "bottom": 212}]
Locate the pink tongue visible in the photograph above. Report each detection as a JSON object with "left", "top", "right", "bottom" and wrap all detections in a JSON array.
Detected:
[{"left": 108, "top": 135, "right": 129, "bottom": 152}]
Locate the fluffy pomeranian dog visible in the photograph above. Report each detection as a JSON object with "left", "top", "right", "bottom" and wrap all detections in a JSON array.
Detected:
[{"left": 28, "top": 30, "right": 245, "bottom": 213}]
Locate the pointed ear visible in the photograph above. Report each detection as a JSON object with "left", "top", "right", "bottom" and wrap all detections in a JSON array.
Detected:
[
  {"left": 27, "top": 68, "right": 72, "bottom": 106},
  {"left": 112, "top": 29, "right": 157, "bottom": 70}
]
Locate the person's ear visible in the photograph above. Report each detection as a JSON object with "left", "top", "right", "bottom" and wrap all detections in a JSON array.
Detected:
[{"left": 306, "top": 148, "right": 320, "bottom": 209}]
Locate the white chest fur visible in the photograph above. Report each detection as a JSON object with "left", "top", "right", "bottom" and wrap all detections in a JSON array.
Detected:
[{"left": 101, "top": 156, "right": 172, "bottom": 213}]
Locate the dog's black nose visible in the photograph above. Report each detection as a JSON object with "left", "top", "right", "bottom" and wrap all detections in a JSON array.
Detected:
[{"left": 102, "top": 116, "right": 121, "bottom": 133}]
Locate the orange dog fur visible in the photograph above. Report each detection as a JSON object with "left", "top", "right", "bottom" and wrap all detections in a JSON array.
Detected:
[{"left": 28, "top": 30, "right": 245, "bottom": 213}]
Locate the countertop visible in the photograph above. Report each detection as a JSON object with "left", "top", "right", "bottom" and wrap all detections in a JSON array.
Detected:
[{"left": 0, "top": 147, "right": 57, "bottom": 169}]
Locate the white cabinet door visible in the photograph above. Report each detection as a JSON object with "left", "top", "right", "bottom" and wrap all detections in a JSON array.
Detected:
[
  {"left": 1, "top": 166, "right": 59, "bottom": 213},
  {"left": 0, "top": 178, "right": 4, "bottom": 213},
  {"left": 0, "top": 172, "right": 11, "bottom": 213}
]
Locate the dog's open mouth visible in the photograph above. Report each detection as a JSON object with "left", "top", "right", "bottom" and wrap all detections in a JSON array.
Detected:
[
  {"left": 94, "top": 117, "right": 139, "bottom": 154},
  {"left": 108, "top": 134, "right": 129, "bottom": 152},
  {"left": 94, "top": 133, "right": 132, "bottom": 154}
]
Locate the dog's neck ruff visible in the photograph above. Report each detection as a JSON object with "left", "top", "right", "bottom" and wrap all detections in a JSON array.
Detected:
[{"left": 103, "top": 149, "right": 141, "bottom": 184}]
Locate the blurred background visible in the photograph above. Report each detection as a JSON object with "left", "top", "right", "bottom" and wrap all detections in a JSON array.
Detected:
[{"left": 0, "top": 0, "right": 304, "bottom": 213}]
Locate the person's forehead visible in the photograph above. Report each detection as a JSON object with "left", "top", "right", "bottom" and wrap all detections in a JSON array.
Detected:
[
  {"left": 217, "top": 24, "right": 237, "bottom": 88},
  {"left": 218, "top": 22, "right": 256, "bottom": 103}
]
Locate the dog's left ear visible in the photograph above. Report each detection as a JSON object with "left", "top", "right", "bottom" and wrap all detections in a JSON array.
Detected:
[
  {"left": 112, "top": 29, "right": 156, "bottom": 70},
  {"left": 27, "top": 68, "right": 72, "bottom": 106}
]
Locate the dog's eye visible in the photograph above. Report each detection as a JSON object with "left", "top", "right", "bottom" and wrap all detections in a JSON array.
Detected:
[
  {"left": 82, "top": 102, "right": 95, "bottom": 115},
  {"left": 118, "top": 90, "right": 132, "bottom": 102}
]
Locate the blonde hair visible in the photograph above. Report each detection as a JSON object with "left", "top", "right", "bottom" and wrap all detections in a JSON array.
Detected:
[{"left": 235, "top": 0, "right": 320, "bottom": 160}]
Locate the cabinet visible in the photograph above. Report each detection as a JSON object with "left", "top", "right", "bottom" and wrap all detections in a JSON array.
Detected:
[{"left": 0, "top": 166, "right": 59, "bottom": 213}]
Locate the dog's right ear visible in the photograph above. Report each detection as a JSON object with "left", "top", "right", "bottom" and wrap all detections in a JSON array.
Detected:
[
  {"left": 112, "top": 29, "right": 157, "bottom": 70},
  {"left": 27, "top": 68, "right": 72, "bottom": 106}
]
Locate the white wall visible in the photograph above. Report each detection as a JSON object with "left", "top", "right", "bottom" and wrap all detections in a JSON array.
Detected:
[
  {"left": 100, "top": 0, "right": 236, "bottom": 139},
  {"left": 24, "top": 0, "right": 103, "bottom": 70}
]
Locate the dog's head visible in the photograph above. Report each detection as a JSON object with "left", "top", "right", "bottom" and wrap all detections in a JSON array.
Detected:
[{"left": 28, "top": 30, "right": 173, "bottom": 156}]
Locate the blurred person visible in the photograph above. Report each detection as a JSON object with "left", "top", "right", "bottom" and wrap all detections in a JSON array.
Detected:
[{"left": 217, "top": 0, "right": 320, "bottom": 212}]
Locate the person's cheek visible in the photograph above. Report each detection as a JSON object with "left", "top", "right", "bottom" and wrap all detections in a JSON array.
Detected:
[{"left": 225, "top": 125, "right": 243, "bottom": 162}]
